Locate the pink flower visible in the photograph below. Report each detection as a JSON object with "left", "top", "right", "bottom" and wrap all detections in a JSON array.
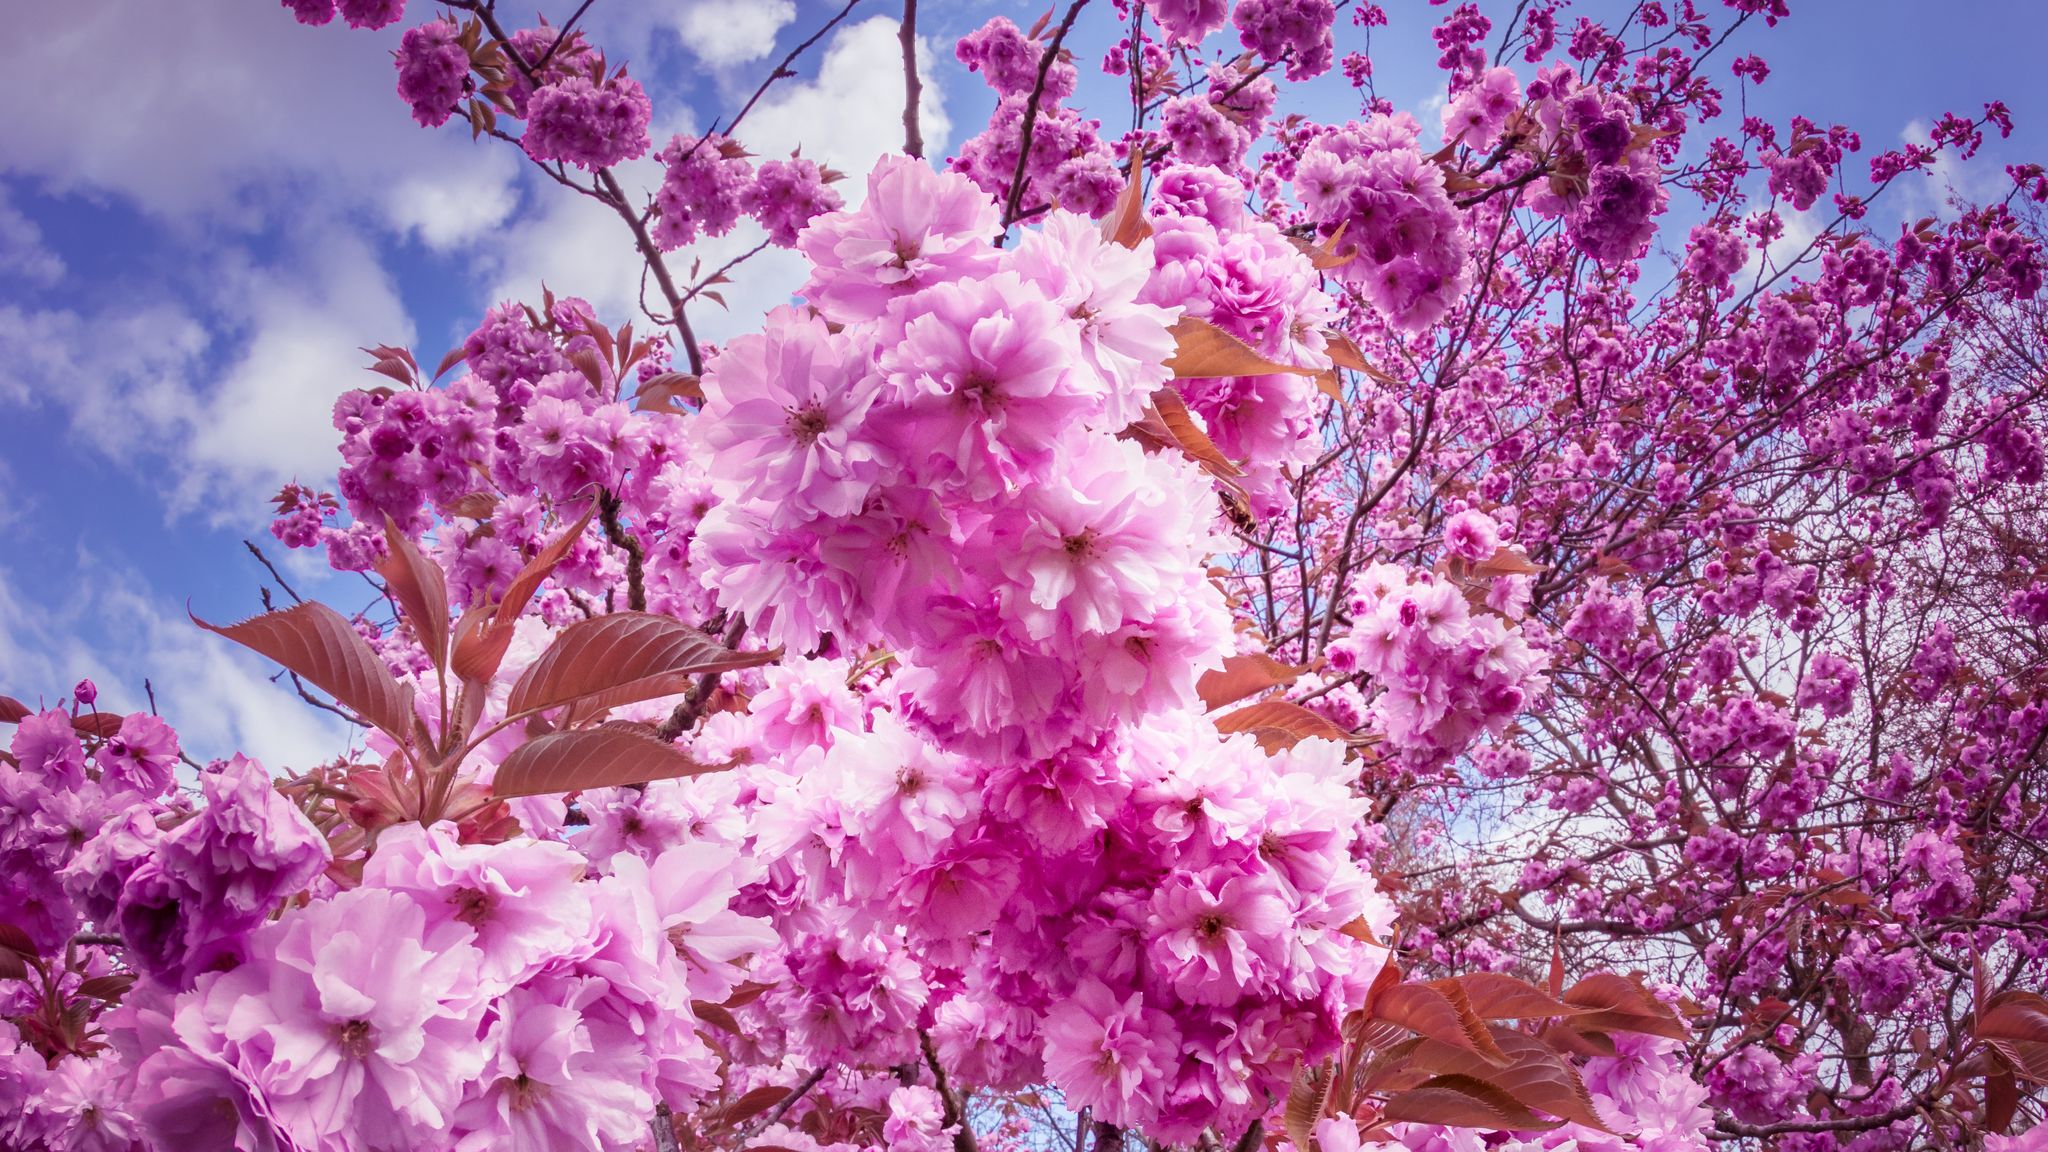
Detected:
[
  {"left": 211, "top": 887, "right": 486, "bottom": 1146},
  {"left": 1442, "top": 509, "right": 1502, "bottom": 561},
  {"left": 798, "top": 155, "right": 1002, "bottom": 323},
  {"left": 521, "top": 72, "right": 652, "bottom": 171},
  {"left": 876, "top": 272, "right": 1096, "bottom": 497},
  {"left": 360, "top": 821, "right": 593, "bottom": 990},
  {"left": 1148, "top": 0, "right": 1229, "bottom": 45},
  {"left": 700, "top": 308, "right": 884, "bottom": 518},
  {"left": 1041, "top": 977, "right": 1181, "bottom": 1121},
  {"left": 394, "top": 20, "right": 468, "bottom": 127},
  {"left": 1149, "top": 873, "right": 1290, "bottom": 1004},
  {"left": 991, "top": 438, "right": 1212, "bottom": 639},
  {"left": 452, "top": 985, "right": 651, "bottom": 1152},
  {"left": 1009, "top": 211, "right": 1182, "bottom": 426}
]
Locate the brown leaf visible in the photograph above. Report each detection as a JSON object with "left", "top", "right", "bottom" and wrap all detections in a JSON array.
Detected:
[
  {"left": 75, "top": 974, "right": 136, "bottom": 1003},
  {"left": 379, "top": 517, "right": 451, "bottom": 675},
  {"left": 1198, "top": 653, "right": 1304, "bottom": 711},
  {"left": 692, "top": 999, "right": 743, "bottom": 1035},
  {"left": 1165, "top": 317, "right": 1318, "bottom": 380},
  {"left": 1339, "top": 918, "right": 1383, "bottom": 945},
  {"left": 1151, "top": 388, "right": 1245, "bottom": 478},
  {"left": 447, "top": 492, "right": 498, "bottom": 520},
  {"left": 636, "top": 371, "right": 702, "bottom": 416},
  {"left": 1381, "top": 1074, "right": 1560, "bottom": 1130},
  {"left": 0, "top": 922, "right": 37, "bottom": 976},
  {"left": 507, "top": 611, "right": 779, "bottom": 721},
  {"left": 490, "top": 722, "right": 722, "bottom": 798},
  {"left": 71, "top": 712, "right": 125, "bottom": 739},
  {"left": 433, "top": 345, "right": 467, "bottom": 380},
  {"left": 1440, "top": 973, "right": 1583, "bottom": 1020},
  {"left": 721, "top": 1085, "right": 793, "bottom": 1127},
  {"left": 194, "top": 601, "right": 416, "bottom": 741},
  {"left": 1215, "top": 700, "right": 1356, "bottom": 752},
  {"left": 1375, "top": 981, "right": 1510, "bottom": 1065},
  {"left": 1401, "top": 1032, "right": 1614, "bottom": 1132},
  {"left": 1473, "top": 549, "right": 1542, "bottom": 578},
  {"left": 1100, "top": 148, "right": 1153, "bottom": 249},
  {"left": 1978, "top": 992, "right": 2048, "bottom": 1084},
  {"left": 1284, "top": 1060, "right": 1334, "bottom": 1152},
  {"left": 1987, "top": 1062, "right": 2019, "bottom": 1133},
  {"left": 1562, "top": 973, "right": 1689, "bottom": 1042},
  {"left": 0, "top": 696, "right": 29, "bottom": 724},
  {"left": 452, "top": 506, "right": 594, "bottom": 685}
]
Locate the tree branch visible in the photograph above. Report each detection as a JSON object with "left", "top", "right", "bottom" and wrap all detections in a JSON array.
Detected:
[{"left": 899, "top": 0, "right": 924, "bottom": 158}]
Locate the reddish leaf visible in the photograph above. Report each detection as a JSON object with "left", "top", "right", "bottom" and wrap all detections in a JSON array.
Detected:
[
  {"left": 1374, "top": 981, "right": 1510, "bottom": 1065},
  {"left": 1473, "top": 549, "right": 1542, "bottom": 577},
  {"left": 1440, "top": 973, "right": 1583, "bottom": 1020},
  {"left": 379, "top": 517, "right": 451, "bottom": 674},
  {"left": 1562, "top": 973, "right": 1688, "bottom": 1041},
  {"left": 692, "top": 999, "right": 743, "bottom": 1035},
  {"left": 490, "top": 723, "right": 721, "bottom": 798},
  {"left": 0, "top": 922, "right": 36, "bottom": 977},
  {"left": 447, "top": 492, "right": 499, "bottom": 520},
  {"left": 1215, "top": 700, "right": 1357, "bottom": 752},
  {"left": 433, "top": 345, "right": 467, "bottom": 380},
  {"left": 722, "top": 1085, "right": 792, "bottom": 1127},
  {"left": 1322, "top": 331, "right": 1398, "bottom": 382},
  {"left": 195, "top": 601, "right": 415, "bottom": 741},
  {"left": 1150, "top": 388, "right": 1245, "bottom": 478},
  {"left": 506, "top": 611, "right": 779, "bottom": 720},
  {"left": 1381, "top": 1075, "right": 1557, "bottom": 1130},
  {"left": 1284, "top": 1060, "right": 1334, "bottom": 1152},
  {"left": 1978, "top": 992, "right": 2048, "bottom": 1083},
  {"left": 71, "top": 713, "right": 125, "bottom": 739},
  {"left": 75, "top": 974, "right": 136, "bottom": 1003},
  {"left": 1540, "top": 1022, "right": 1619, "bottom": 1058},
  {"left": 1198, "top": 653, "right": 1304, "bottom": 711},
  {"left": 1339, "top": 917, "right": 1383, "bottom": 945},
  {"left": 723, "top": 981, "right": 774, "bottom": 1008},
  {"left": 1165, "top": 317, "right": 1318, "bottom": 381},
  {"left": 1100, "top": 148, "right": 1153, "bottom": 249},
  {"left": 1987, "top": 1063, "right": 2019, "bottom": 1133},
  {"left": 1402, "top": 1033, "right": 1615, "bottom": 1132},
  {"left": 0, "top": 696, "right": 29, "bottom": 724},
  {"left": 452, "top": 506, "right": 594, "bottom": 685},
  {"left": 635, "top": 371, "right": 703, "bottom": 415}
]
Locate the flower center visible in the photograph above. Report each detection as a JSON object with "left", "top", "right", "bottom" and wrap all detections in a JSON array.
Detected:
[
  {"left": 451, "top": 886, "right": 495, "bottom": 928},
  {"left": 337, "top": 1019, "right": 376, "bottom": 1059},
  {"left": 787, "top": 404, "right": 830, "bottom": 445}
]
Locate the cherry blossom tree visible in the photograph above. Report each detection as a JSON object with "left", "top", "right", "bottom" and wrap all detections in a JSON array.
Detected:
[{"left": 4, "top": 1, "right": 2046, "bottom": 1151}]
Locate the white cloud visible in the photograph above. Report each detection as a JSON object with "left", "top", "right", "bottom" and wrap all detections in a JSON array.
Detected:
[
  {"left": 0, "top": 0, "right": 516, "bottom": 228},
  {"left": 0, "top": 561, "right": 354, "bottom": 770},
  {"left": 0, "top": 229, "right": 411, "bottom": 523},
  {"left": 744, "top": 16, "right": 951, "bottom": 174},
  {"left": 383, "top": 148, "right": 524, "bottom": 252},
  {"left": 178, "top": 231, "right": 414, "bottom": 514},
  {"left": 0, "top": 189, "right": 63, "bottom": 287},
  {"left": 673, "top": 0, "right": 797, "bottom": 67}
]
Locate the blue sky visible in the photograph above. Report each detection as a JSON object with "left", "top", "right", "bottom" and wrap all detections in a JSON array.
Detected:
[{"left": 2, "top": 0, "right": 2042, "bottom": 768}]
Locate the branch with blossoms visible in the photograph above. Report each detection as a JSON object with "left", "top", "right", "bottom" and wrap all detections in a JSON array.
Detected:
[{"left": 6, "top": 1, "right": 2048, "bottom": 1151}]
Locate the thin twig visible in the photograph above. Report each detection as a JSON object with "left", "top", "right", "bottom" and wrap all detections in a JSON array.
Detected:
[
  {"left": 899, "top": 0, "right": 924, "bottom": 158},
  {"left": 656, "top": 615, "right": 749, "bottom": 739},
  {"left": 597, "top": 488, "right": 646, "bottom": 611},
  {"left": 650, "top": 1103, "right": 681, "bottom": 1152},
  {"left": 531, "top": 0, "right": 599, "bottom": 73},
  {"left": 755, "top": 1066, "right": 829, "bottom": 1133},
  {"left": 998, "top": 0, "right": 1091, "bottom": 234},
  {"left": 242, "top": 540, "right": 305, "bottom": 604},
  {"left": 919, "top": 1031, "right": 978, "bottom": 1152}
]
